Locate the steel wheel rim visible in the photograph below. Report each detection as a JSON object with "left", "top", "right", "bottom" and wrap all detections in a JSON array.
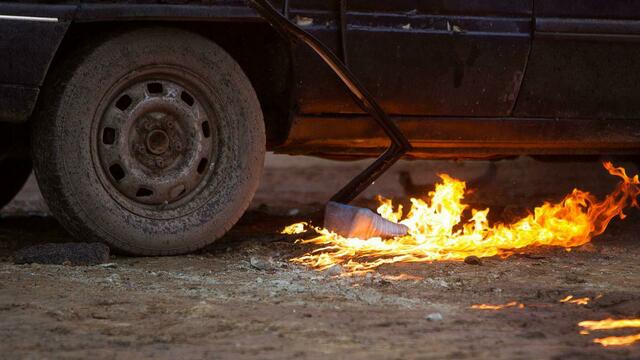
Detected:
[{"left": 92, "top": 66, "right": 220, "bottom": 217}]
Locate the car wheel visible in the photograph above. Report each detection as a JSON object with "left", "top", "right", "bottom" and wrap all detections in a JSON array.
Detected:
[
  {"left": 0, "top": 158, "right": 31, "bottom": 209},
  {"left": 32, "top": 27, "right": 265, "bottom": 255}
]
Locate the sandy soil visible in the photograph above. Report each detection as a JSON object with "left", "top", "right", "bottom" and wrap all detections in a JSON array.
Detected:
[{"left": 1, "top": 155, "right": 639, "bottom": 359}]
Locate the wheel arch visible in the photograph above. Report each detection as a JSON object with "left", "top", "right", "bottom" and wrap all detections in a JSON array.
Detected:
[{"left": 39, "top": 20, "right": 295, "bottom": 149}]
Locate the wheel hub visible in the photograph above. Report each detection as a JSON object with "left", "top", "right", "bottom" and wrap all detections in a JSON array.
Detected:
[
  {"left": 146, "top": 129, "right": 170, "bottom": 155},
  {"left": 132, "top": 112, "right": 186, "bottom": 173},
  {"left": 95, "top": 77, "right": 217, "bottom": 207}
]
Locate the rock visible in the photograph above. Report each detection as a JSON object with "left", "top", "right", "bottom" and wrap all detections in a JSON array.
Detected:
[
  {"left": 464, "top": 256, "right": 483, "bottom": 265},
  {"left": 425, "top": 312, "right": 443, "bottom": 321},
  {"left": 324, "top": 264, "right": 343, "bottom": 276},
  {"left": 250, "top": 256, "right": 275, "bottom": 271},
  {"left": 98, "top": 263, "right": 118, "bottom": 269},
  {"left": 13, "top": 242, "right": 110, "bottom": 266}
]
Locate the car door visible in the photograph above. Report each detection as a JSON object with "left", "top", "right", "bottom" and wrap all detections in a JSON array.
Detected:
[
  {"left": 288, "top": 1, "right": 532, "bottom": 117},
  {"left": 515, "top": 1, "right": 640, "bottom": 119},
  {"left": 341, "top": 1, "right": 533, "bottom": 117}
]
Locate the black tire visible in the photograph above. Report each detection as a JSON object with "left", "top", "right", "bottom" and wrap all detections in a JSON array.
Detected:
[
  {"left": 0, "top": 158, "right": 31, "bottom": 209},
  {"left": 32, "top": 27, "right": 265, "bottom": 255}
]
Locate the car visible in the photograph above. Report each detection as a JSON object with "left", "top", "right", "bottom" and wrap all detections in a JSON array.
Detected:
[{"left": 2, "top": 0, "right": 640, "bottom": 255}]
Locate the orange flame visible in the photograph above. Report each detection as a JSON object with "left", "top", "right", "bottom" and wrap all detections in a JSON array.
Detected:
[
  {"left": 289, "top": 162, "right": 640, "bottom": 273},
  {"left": 594, "top": 333, "right": 640, "bottom": 347},
  {"left": 560, "top": 295, "right": 590, "bottom": 305},
  {"left": 579, "top": 318, "right": 640, "bottom": 347},
  {"left": 579, "top": 318, "right": 640, "bottom": 331},
  {"left": 470, "top": 301, "right": 524, "bottom": 310}
]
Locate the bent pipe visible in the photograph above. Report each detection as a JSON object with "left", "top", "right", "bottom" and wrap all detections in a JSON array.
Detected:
[{"left": 247, "top": 0, "right": 412, "bottom": 204}]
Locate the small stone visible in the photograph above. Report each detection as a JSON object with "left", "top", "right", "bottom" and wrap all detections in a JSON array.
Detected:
[
  {"left": 13, "top": 243, "right": 110, "bottom": 266},
  {"left": 464, "top": 256, "right": 483, "bottom": 265},
  {"left": 425, "top": 312, "right": 443, "bottom": 321},
  {"left": 250, "top": 256, "right": 274, "bottom": 271},
  {"left": 324, "top": 264, "right": 343, "bottom": 276},
  {"left": 98, "top": 263, "right": 118, "bottom": 269}
]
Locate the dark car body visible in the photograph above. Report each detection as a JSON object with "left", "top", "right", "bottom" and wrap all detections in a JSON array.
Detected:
[{"left": 3, "top": 0, "right": 640, "bottom": 159}]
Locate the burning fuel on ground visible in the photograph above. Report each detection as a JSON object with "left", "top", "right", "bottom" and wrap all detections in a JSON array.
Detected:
[
  {"left": 560, "top": 295, "right": 591, "bottom": 305},
  {"left": 470, "top": 301, "right": 525, "bottom": 310},
  {"left": 579, "top": 318, "right": 640, "bottom": 347},
  {"left": 285, "top": 162, "right": 640, "bottom": 274}
]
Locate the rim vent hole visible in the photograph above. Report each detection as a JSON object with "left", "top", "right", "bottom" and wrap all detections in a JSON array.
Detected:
[
  {"left": 109, "top": 164, "right": 125, "bottom": 181},
  {"left": 201, "top": 121, "right": 211, "bottom": 138},
  {"left": 181, "top": 91, "right": 195, "bottom": 106},
  {"left": 115, "top": 95, "right": 132, "bottom": 111},
  {"left": 197, "top": 158, "right": 208, "bottom": 174},
  {"left": 102, "top": 127, "right": 116, "bottom": 145},
  {"left": 136, "top": 188, "right": 154, "bottom": 197},
  {"left": 147, "top": 82, "right": 163, "bottom": 94}
]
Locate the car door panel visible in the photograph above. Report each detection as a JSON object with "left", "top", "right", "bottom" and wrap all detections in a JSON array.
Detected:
[
  {"left": 291, "top": 0, "right": 533, "bottom": 117},
  {"left": 287, "top": 0, "right": 356, "bottom": 114},
  {"left": 514, "top": 0, "right": 640, "bottom": 119},
  {"left": 345, "top": 8, "right": 531, "bottom": 116}
]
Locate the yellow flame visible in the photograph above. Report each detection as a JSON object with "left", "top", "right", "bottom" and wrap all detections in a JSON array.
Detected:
[
  {"left": 560, "top": 295, "right": 590, "bottom": 305},
  {"left": 594, "top": 333, "right": 640, "bottom": 347},
  {"left": 470, "top": 301, "right": 524, "bottom": 310},
  {"left": 578, "top": 318, "right": 640, "bottom": 347},
  {"left": 289, "top": 163, "right": 640, "bottom": 273},
  {"left": 281, "top": 222, "right": 307, "bottom": 235},
  {"left": 579, "top": 318, "right": 640, "bottom": 331}
]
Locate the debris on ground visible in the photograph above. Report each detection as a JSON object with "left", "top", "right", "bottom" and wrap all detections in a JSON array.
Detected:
[
  {"left": 425, "top": 312, "right": 444, "bottom": 321},
  {"left": 464, "top": 255, "right": 483, "bottom": 265},
  {"left": 250, "top": 255, "right": 276, "bottom": 271}
]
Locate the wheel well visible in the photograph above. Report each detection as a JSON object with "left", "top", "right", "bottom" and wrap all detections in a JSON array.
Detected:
[{"left": 46, "top": 21, "right": 293, "bottom": 149}]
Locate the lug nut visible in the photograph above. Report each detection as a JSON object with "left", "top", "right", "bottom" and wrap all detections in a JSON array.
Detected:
[
  {"left": 173, "top": 141, "right": 183, "bottom": 152},
  {"left": 155, "top": 158, "right": 166, "bottom": 168},
  {"left": 136, "top": 144, "right": 146, "bottom": 153}
]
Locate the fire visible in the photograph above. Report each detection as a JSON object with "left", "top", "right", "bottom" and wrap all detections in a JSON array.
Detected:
[
  {"left": 579, "top": 318, "right": 640, "bottom": 331},
  {"left": 470, "top": 301, "right": 524, "bottom": 310},
  {"left": 289, "top": 162, "right": 640, "bottom": 273},
  {"left": 579, "top": 318, "right": 640, "bottom": 347},
  {"left": 594, "top": 333, "right": 640, "bottom": 347},
  {"left": 560, "top": 295, "right": 590, "bottom": 305},
  {"left": 282, "top": 222, "right": 307, "bottom": 235}
]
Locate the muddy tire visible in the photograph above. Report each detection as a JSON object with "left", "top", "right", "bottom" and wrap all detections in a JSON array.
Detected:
[
  {"left": 0, "top": 158, "right": 31, "bottom": 209},
  {"left": 32, "top": 28, "right": 265, "bottom": 255}
]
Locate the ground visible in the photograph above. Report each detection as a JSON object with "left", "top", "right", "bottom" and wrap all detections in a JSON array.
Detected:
[{"left": 1, "top": 155, "right": 639, "bottom": 359}]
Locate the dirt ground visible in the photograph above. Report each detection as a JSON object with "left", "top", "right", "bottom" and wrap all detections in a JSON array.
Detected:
[{"left": 1, "top": 155, "right": 640, "bottom": 359}]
